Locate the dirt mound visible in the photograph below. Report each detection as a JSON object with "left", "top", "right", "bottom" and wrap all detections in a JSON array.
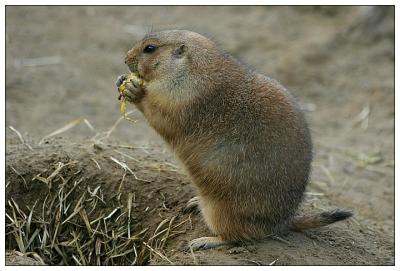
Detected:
[
  {"left": 6, "top": 136, "right": 195, "bottom": 265},
  {"left": 5, "top": 134, "right": 393, "bottom": 265}
]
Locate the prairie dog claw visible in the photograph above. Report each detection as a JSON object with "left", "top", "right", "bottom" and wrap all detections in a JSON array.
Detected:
[
  {"left": 189, "top": 236, "right": 228, "bottom": 251},
  {"left": 116, "top": 74, "right": 127, "bottom": 87},
  {"left": 184, "top": 196, "right": 200, "bottom": 213}
]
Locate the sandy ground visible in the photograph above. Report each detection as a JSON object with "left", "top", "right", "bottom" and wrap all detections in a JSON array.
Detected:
[{"left": 5, "top": 6, "right": 394, "bottom": 265}]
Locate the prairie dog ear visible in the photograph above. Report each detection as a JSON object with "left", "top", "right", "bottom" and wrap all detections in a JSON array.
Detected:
[{"left": 173, "top": 44, "right": 187, "bottom": 58}]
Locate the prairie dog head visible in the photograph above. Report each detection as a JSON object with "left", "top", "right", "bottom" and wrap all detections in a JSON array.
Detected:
[{"left": 124, "top": 30, "right": 221, "bottom": 104}]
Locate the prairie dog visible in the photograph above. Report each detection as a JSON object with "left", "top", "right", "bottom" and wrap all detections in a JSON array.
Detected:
[{"left": 118, "top": 30, "right": 352, "bottom": 250}]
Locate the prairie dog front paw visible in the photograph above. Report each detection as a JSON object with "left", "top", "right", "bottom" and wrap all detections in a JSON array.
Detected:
[{"left": 117, "top": 73, "right": 145, "bottom": 104}]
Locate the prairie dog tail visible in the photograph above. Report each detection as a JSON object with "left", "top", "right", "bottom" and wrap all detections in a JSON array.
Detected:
[{"left": 290, "top": 209, "right": 353, "bottom": 231}]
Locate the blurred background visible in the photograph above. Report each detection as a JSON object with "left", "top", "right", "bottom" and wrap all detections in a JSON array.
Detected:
[
  {"left": 6, "top": 6, "right": 394, "bottom": 144},
  {"left": 5, "top": 6, "right": 394, "bottom": 264}
]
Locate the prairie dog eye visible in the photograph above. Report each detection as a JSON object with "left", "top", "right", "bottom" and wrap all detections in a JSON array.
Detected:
[{"left": 143, "top": 45, "right": 158, "bottom": 53}]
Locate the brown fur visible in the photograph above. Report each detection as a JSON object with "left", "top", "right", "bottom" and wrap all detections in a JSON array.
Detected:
[{"left": 123, "top": 30, "right": 352, "bottom": 242}]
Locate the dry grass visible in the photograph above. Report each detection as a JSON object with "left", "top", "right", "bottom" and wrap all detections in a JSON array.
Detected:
[
  {"left": 38, "top": 118, "right": 95, "bottom": 145},
  {"left": 5, "top": 157, "right": 188, "bottom": 265},
  {"left": 6, "top": 116, "right": 189, "bottom": 265},
  {"left": 8, "top": 126, "right": 33, "bottom": 150}
]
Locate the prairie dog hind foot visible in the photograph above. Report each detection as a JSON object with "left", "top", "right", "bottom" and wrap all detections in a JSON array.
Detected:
[{"left": 189, "top": 236, "right": 230, "bottom": 251}]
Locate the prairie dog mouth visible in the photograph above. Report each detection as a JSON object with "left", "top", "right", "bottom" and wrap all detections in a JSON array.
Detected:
[{"left": 125, "top": 57, "right": 141, "bottom": 75}]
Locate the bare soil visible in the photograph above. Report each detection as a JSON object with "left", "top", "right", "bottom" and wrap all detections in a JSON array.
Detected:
[{"left": 5, "top": 6, "right": 394, "bottom": 265}]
